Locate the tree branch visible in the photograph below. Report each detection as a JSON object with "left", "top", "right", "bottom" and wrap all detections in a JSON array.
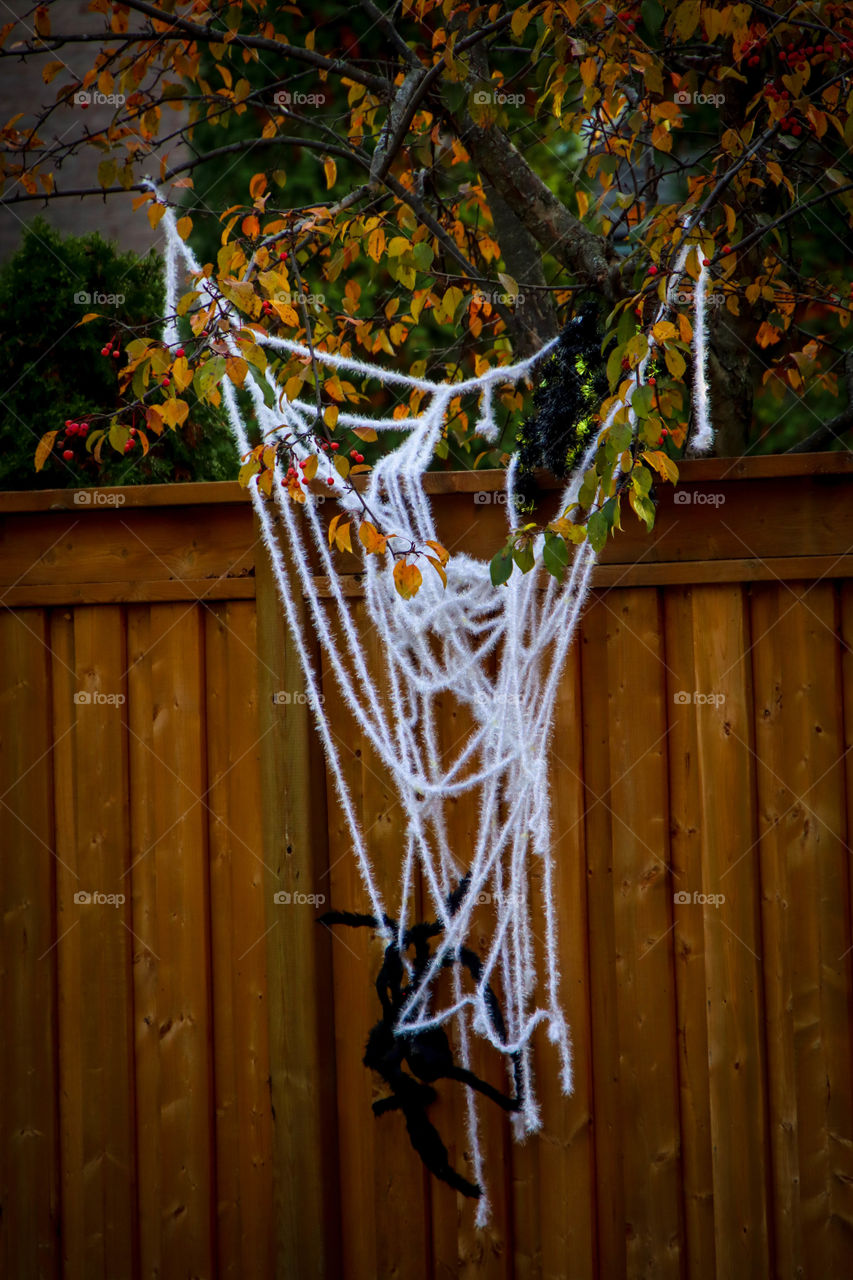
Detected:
[
  {"left": 118, "top": 0, "right": 390, "bottom": 94},
  {"left": 787, "top": 350, "right": 853, "bottom": 453}
]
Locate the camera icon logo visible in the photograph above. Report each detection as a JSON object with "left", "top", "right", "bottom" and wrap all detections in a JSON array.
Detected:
[
  {"left": 273, "top": 90, "right": 291, "bottom": 106},
  {"left": 73, "top": 491, "right": 92, "bottom": 505},
  {"left": 274, "top": 891, "right": 292, "bottom": 904},
  {"left": 674, "top": 90, "right": 691, "bottom": 106},
  {"left": 673, "top": 891, "right": 691, "bottom": 905},
  {"left": 74, "top": 91, "right": 91, "bottom": 106},
  {"left": 74, "top": 890, "right": 92, "bottom": 904},
  {"left": 673, "top": 490, "right": 691, "bottom": 505},
  {"left": 673, "top": 691, "right": 691, "bottom": 705},
  {"left": 473, "top": 90, "right": 491, "bottom": 105},
  {"left": 73, "top": 691, "right": 92, "bottom": 705},
  {"left": 473, "top": 492, "right": 491, "bottom": 505},
  {"left": 476, "top": 891, "right": 491, "bottom": 904},
  {"left": 73, "top": 291, "right": 91, "bottom": 305}
]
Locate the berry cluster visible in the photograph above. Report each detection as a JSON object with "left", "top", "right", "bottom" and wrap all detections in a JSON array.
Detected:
[
  {"left": 100, "top": 339, "right": 120, "bottom": 359},
  {"left": 57, "top": 419, "right": 88, "bottom": 461}
]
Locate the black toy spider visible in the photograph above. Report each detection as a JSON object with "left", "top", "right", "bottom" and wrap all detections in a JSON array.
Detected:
[
  {"left": 513, "top": 302, "right": 611, "bottom": 516},
  {"left": 318, "top": 877, "right": 522, "bottom": 1199}
]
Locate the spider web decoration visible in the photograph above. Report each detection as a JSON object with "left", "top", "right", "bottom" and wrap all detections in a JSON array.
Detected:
[{"left": 154, "top": 188, "right": 712, "bottom": 1221}]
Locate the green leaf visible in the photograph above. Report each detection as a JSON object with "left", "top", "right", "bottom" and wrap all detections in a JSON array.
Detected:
[
  {"left": 631, "top": 384, "right": 655, "bottom": 418},
  {"left": 490, "top": 548, "right": 514, "bottom": 587},
  {"left": 543, "top": 531, "right": 569, "bottom": 582},
  {"left": 412, "top": 241, "right": 434, "bottom": 272},
  {"left": 512, "top": 540, "right": 535, "bottom": 574},
  {"left": 587, "top": 497, "right": 620, "bottom": 553}
]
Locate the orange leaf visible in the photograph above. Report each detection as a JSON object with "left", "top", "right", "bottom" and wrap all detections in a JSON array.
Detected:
[
  {"left": 324, "top": 157, "right": 337, "bottom": 189},
  {"left": 393, "top": 560, "right": 422, "bottom": 600},
  {"left": 176, "top": 215, "right": 192, "bottom": 241},
  {"left": 35, "top": 429, "right": 57, "bottom": 472}
]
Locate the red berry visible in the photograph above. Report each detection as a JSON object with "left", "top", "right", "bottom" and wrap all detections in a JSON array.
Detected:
[
  {"left": 749, "top": 55, "right": 759, "bottom": 66},
  {"left": 780, "top": 51, "right": 787, "bottom": 61},
  {"left": 350, "top": 448, "right": 358, "bottom": 457},
  {"left": 792, "top": 124, "right": 802, "bottom": 135},
  {"left": 100, "top": 347, "right": 109, "bottom": 356},
  {"left": 65, "top": 419, "right": 73, "bottom": 427},
  {"left": 648, "top": 264, "right": 658, "bottom": 275},
  {"left": 112, "top": 349, "right": 120, "bottom": 358},
  {"left": 648, "top": 377, "right": 656, "bottom": 385},
  {"left": 175, "top": 347, "right": 185, "bottom": 358},
  {"left": 124, "top": 440, "right": 134, "bottom": 453},
  {"left": 662, "top": 427, "right": 669, "bottom": 435},
  {"left": 281, "top": 479, "right": 287, "bottom": 487},
  {"left": 722, "top": 244, "right": 731, "bottom": 254},
  {"left": 330, "top": 441, "right": 339, "bottom": 450},
  {"left": 321, "top": 442, "right": 329, "bottom": 451},
  {"left": 702, "top": 258, "right": 711, "bottom": 266},
  {"left": 279, "top": 252, "right": 288, "bottom": 261},
  {"left": 62, "top": 449, "right": 74, "bottom": 460},
  {"left": 162, "top": 377, "right": 170, "bottom": 386},
  {"left": 326, "top": 476, "right": 335, "bottom": 486}
]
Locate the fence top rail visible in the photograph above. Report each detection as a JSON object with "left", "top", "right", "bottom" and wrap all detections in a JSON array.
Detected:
[{"left": 1, "top": 452, "right": 852, "bottom": 513}]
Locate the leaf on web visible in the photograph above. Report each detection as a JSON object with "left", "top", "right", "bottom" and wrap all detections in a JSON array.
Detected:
[{"left": 393, "top": 559, "right": 422, "bottom": 600}]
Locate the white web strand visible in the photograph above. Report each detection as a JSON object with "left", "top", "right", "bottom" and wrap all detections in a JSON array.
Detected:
[{"left": 154, "top": 188, "right": 711, "bottom": 1221}]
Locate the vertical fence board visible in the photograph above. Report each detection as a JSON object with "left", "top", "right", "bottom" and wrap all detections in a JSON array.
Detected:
[
  {"left": 0, "top": 610, "right": 59, "bottom": 1280},
  {"left": 663, "top": 588, "right": 716, "bottom": 1280},
  {"left": 321, "top": 602, "right": 381, "bottom": 1280},
  {"left": 255, "top": 547, "right": 340, "bottom": 1280},
  {"left": 127, "top": 605, "right": 214, "bottom": 1280},
  {"left": 583, "top": 589, "right": 683, "bottom": 1280},
  {"left": 52, "top": 607, "right": 136, "bottom": 1280},
  {"left": 513, "top": 641, "right": 597, "bottom": 1280},
  {"left": 205, "top": 601, "right": 274, "bottom": 1279},
  {"left": 690, "top": 584, "right": 772, "bottom": 1278}
]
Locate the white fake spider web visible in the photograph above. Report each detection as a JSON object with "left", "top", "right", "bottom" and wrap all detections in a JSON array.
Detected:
[{"left": 156, "top": 190, "right": 711, "bottom": 1220}]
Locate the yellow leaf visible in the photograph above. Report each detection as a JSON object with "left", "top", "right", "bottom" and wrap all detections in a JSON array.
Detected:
[
  {"left": 323, "top": 404, "right": 339, "bottom": 429},
  {"left": 426, "top": 555, "right": 447, "bottom": 588},
  {"left": 161, "top": 398, "right": 189, "bottom": 428},
  {"left": 176, "top": 216, "right": 192, "bottom": 241},
  {"left": 367, "top": 226, "right": 386, "bottom": 262},
  {"left": 576, "top": 190, "right": 589, "bottom": 219},
  {"left": 226, "top": 355, "right": 248, "bottom": 387},
  {"left": 424, "top": 539, "right": 448, "bottom": 565},
  {"left": 393, "top": 559, "right": 422, "bottom": 600},
  {"left": 334, "top": 455, "right": 350, "bottom": 479},
  {"left": 652, "top": 320, "right": 678, "bottom": 343},
  {"left": 172, "top": 356, "right": 193, "bottom": 392},
  {"left": 249, "top": 172, "right": 267, "bottom": 199},
  {"left": 35, "top": 429, "right": 57, "bottom": 472},
  {"left": 645, "top": 449, "right": 679, "bottom": 484},
  {"left": 302, "top": 454, "right": 319, "bottom": 482},
  {"left": 352, "top": 426, "right": 377, "bottom": 442},
  {"left": 77, "top": 313, "right": 101, "bottom": 325},
  {"left": 42, "top": 60, "right": 64, "bottom": 84},
  {"left": 665, "top": 346, "right": 686, "bottom": 378},
  {"left": 148, "top": 202, "right": 166, "bottom": 229},
  {"left": 334, "top": 521, "right": 352, "bottom": 554},
  {"left": 324, "top": 157, "right": 337, "bottom": 189},
  {"left": 328, "top": 514, "right": 342, "bottom": 547},
  {"left": 258, "top": 468, "right": 273, "bottom": 497},
  {"left": 388, "top": 236, "right": 410, "bottom": 257},
  {"left": 579, "top": 57, "right": 597, "bottom": 89},
  {"left": 359, "top": 521, "right": 388, "bottom": 555}
]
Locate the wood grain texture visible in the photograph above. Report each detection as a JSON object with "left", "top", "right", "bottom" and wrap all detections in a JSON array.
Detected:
[
  {"left": 51, "top": 607, "right": 137, "bottom": 1280},
  {"left": 126, "top": 604, "right": 214, "bottom": 1280},
  {"left": 205, "top": 601, "right": 274, "bottom": 1279},
  {"left": 0, "top": 609, "right": 60, "bottom": 1280},
  {"left": 255, "top": 544, "right": 341, "bottom": 1279},
  {"left": 3, "top": 472, "right": 853, "bottom": 1278}
]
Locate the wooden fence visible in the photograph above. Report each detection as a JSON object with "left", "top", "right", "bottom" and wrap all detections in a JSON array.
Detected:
[{"left": 2, "top": 454, "right": 853, "bottom": 1279}]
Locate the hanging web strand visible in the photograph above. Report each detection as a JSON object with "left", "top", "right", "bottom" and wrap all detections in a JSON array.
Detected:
[{"left": 153, "top": 187, "right": 711, "bottom": 1221}]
